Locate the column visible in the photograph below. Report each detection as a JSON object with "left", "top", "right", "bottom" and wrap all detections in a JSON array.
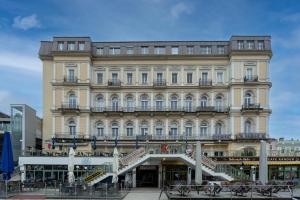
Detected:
[
  {"left": 241, "top": 116, "right": 244, "bottom": 133},
  {"left": 132, "top": 168, "right": 136, "bottom": 188},
  {"left": 135, "top": 118, "right": 139, "bottom": 137},
  {"left": 195, "top": 141, "right": 202, "bottom": 184},
  {"left": 165, "top": 118, "right": 169, "bottom": 138},
  {"left": 150, "top": 92, "right": 154, "bottom": 108},
  {"left": 105, "top": 119, "right": 109, "bottom": 137},
  {"left": 210, "top": 118, "right": 215, "bottom": 137},
  {"left": 120, "top": 92, "right": 124, "bottom": 108},
  {"left": 135, "top": 92, "right": 138, "bottom": 109},
  {"left": 259, "top": 141, "right": 268, "bottom": 184},
  {"left": 106, "top": 93, "right": 109, "bottom": 108},
  {"left": 158, "top": 164, "right": 162, "bottom": 189},
  {"left": 211, "top": 65, "right": 215, "bottom": 84},
  {"left": 187, "top": 167, "right": 192, "bottom": 185},
  {"left": 150, "top": 117, "right": 154, "bottom": 137},
  {"left": 230, "top": 115, "right": 234, "bottom": 138},
  {"left": 211, "top": 92, "right": 215, "bottom": 106},
  {"left": 256, "top": 116, "right": 259, "bottom": 133},
  {"left": 180, "top": 118, "right": 184, "bottom": 137},
  {"left": 120, "top": 118, "right": 124, "bottom": 138},
  {"left": 195, "top": 118, "right": 199, "bottom": 139}
]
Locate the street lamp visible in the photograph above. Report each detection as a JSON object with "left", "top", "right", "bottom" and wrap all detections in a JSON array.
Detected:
[{"left": 251, "top": 166, "right": 256, "bottom": 181}]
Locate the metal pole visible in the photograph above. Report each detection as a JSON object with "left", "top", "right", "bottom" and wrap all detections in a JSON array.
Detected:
[{"left": 5, "top": 180, "right": 8, "bottom": 199}]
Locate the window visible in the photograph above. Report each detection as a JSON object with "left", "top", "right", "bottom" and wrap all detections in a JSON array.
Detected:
[
  {"left": 112, "top": 73, "right": 118, "bottom": 82},
  {"left": 216, "top": 72, "right": 223, "bottom": 83},
  {"left": 185, "top": 122, "right": 193, "bottom": 137},
  {"left": 58, "top": 42, "right": 64, "bottom": 51},
  {"left": 244, "top": 92, "right": 252, "bottom": 106},
  {"left": 95, "top": 95, "right": 104, "bottom": 111},
  {"left": 67, "top": 42, "right": 75, "bottom": 50},
  {"left": 141, "top": 95, "right": 149, "bottom": 110},
  {"left": 140, "top": 121, "right": 148, "bottom": 136},
  {"left": 109, "top": 47, "right": 121, "bottom": 55},
  {"left": 201, "top": 72, "right": 208, "bottom": 82},
  {"left": 187, "top": 46, "right": 194, "bottom": 55},
  {"left": 215, "top": 122, "right": 223, "bottom": 135},
  {"left": 171, "top": 46, "right": 179, "bottom": 55},
  {"left": 237, "top": 40, "right": 244, "bottom": 49},
  {"left": 200, "top": 96, "right": 208, "bottom": 107},
  {"left": 155, "top": 121, "right": 163, "bottom": 136},
  {"left": 155, "top": 95, "right": 163, "bottom": 111},
  {"left": 200, "top": 46, "right": 212, "bottom": 54},
  {"left": 111, "top": 96, "right": 119, "bottom": 111},
  {"left": 96, "top": 73, "right": 103, "bottom": 84},
  {"left": 127, "top": 47, "right": 133, "bottom": 54},
  {"left": 126, "top": 96, "right": 134, "bottom": 112},
  {"left": 68, "top": 69, "right": 75, "bottom": 81},
  {"left": 185, "top": 96, "right": 193, "bottom": 112},
  {"left": 78, "top": 42, "right": 85, "bottom": 51},
  {"left": 96, "top": 47, "right": 104, "bottom": 55},
  {"left": 258, "top": 40, "right": 264, "bottom": 50},
  {"left": 127, "top": 73, "right": 133, "bottom": 84},
  {"left": 246, "top": 68, "right": 253, "bottom": 79},
  {"left": 68, "top": 120, "right": 76, "bottom": 135},
  {"left": 154, "top": 46, "right": 166, "bottom": 54},
  {"left": 112, "top": 122, "right": 119, "bottom": 137},
  {"left": 142, "top": 73, "right": 148, "bottom": 84},
  {"left": 96, "top": 122, "right": 104, "bottom": 137},
  {"left": 170, "top": 95, "right": 178, "bottom": 111},
  {"left": 245, "top": 120, "right": 252, "bottom": 133},
  {"left": 215, "top": 96, "right": 223, "bottom": 111},
  {"left": 170, "top": 122, "right": 178, "bottom": 138},
  {"left": 187, "top": 73, "right": 193, "bottom": 83},
  {"left": 172, "top": 73, "right": 177, "bottom": 84},
  {"left": 247, "top": 40, "right": 255, "bottom": 49},
  {"left": 200, "top": 122, "right": 208, "bottom": 137},
  {"left": 68, "top": 93, "right": 76, "bottom": 108},
  {"left": 126, "top": 122, "right": 133, "bottom": 137},
  {"left": 141, "top": 46, "right": 149, "bottom": 54},
  {"left": 214, "top": 151, "right": 224, "bottom": 157},
  {"left": 217, "top": 46, "right": 225, "bottom": 54}
]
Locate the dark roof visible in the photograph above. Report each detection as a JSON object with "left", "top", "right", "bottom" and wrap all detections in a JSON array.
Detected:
[{"left": 0, "top": 112, "right": 9, "bottom": 118}]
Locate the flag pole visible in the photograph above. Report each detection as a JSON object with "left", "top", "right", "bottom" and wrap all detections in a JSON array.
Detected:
[{"left": 6, "top": 179, "right": 8, "bottom": 199}]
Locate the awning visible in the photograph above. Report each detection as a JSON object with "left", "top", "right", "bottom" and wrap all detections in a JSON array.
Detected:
[{"left": 243, "top": 161, "right": 300, "bottom": 166}]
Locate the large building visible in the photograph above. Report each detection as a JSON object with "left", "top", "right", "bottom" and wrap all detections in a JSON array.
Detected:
[{"left": 33, "top": 36, "right": 272, "bottom": 186}]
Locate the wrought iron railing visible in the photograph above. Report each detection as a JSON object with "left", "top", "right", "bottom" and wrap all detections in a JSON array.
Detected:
[{"left": 244, "top": 75, "right": 258, "bottom": 82}]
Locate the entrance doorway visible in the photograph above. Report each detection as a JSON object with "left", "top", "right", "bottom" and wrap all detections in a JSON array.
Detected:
[{"left": 136, "top": 165, "right": 158, "bottom": 187}]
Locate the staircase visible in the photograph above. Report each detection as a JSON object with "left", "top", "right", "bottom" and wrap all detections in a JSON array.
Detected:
[{"left": 84, "top": 168, "right": 114, "bottom": 186}]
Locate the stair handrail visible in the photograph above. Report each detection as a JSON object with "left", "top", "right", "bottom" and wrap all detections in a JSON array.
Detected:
[
  {"left": 190, "top": 152, "right": 216, "bottom": 169},
  {"left": 119, "top": 148, "right": 146, "bottom": 166},
  {"left": 84, "top": 169, "right": 105, "bottom": 183}
]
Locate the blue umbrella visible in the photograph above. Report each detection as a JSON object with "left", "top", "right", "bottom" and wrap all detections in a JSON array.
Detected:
[
  {"left": 1, "top": 132, "right": 14, "bottom": 198},
  {"left": 1, "top": 132, "right": 14, "bottom": 180}
]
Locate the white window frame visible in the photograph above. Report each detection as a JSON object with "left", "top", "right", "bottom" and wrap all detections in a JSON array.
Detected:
[{"left": 171, "top": 46, "right": 179, "bottom": 55}]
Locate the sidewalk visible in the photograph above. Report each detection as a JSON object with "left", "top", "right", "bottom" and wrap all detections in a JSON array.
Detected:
[{"left": 123, "top": 187, "right": 167, "bottom": 200}]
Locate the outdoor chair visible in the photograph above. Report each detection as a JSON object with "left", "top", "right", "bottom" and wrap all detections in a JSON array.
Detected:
[
  {"left": 230, "top": 183, "right": 251, "bottom": 196},
  {"left": 204, "top": 183, "right": 222, "bottom": 196}
]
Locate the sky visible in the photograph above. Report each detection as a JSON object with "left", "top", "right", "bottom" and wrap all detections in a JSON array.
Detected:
[{"left": 0, "top": 0, "right": 300, "bottom": 139}]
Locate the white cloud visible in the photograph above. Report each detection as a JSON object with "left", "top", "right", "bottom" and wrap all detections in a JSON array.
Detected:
[
  {"left": 170, "top": 2, "right": 192, "bottom": 19},
  {"left": 13, "top": 14, "right": 40, "bottom": 30}
]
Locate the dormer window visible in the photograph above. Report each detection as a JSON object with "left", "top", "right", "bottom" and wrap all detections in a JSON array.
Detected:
[
  {"left": 217, "top": 46, "right": 225, "bottom": 54},
  {"left": 109, "top": 47, "right": 121, "bottom": 55},
  {"left": 237, "top": 40, "right": 244, "bottom": 49},
  {"left": 67, "top": 42, "right": 75, "bottom": 51},
  {"left": 78, "top": 42, "right": 85, "bottom": 51},
  {"left": 154, "top": 46, "right": 166, "bottom": 55},
  {"left": 58, "top": 42, "right": 64, "bottom": 51},
  {"left": 171, "top": 46, "right": 179, "bottom": 55},
  {"left": 141, "top": 46, "right": 149, "bottom": 54},
  {"left": 258, "top": 40, "right": 264, "bottom": 50},
  {"left": 127, "top": 47, "right": 134, "bottom": 54},
  {"left": 200, "top": 46, "right": 212, "bottom": 54},
  {"left": 247, "top": 40, "right": 255, "bottom": 49},
  {"left": 96, "top": 47, "right": 104, "bottom": 55}
]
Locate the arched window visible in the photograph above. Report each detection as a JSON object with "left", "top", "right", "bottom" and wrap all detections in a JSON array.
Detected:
[
  {"left": 155, "top": 95, "right": 164, "bottom": 111},
  {"left": 111, "top": 96, "right": 119, "bottom": 111},
  {"left": 185, "top": 121, "right": 193, "bottom": 137},
  {"left": 200, "top": 96, "right": 208, "bottom": 107},
  {"left": 111, "top": 121, "right": 119, "bottom": 137},
  {"left": 68, "top": 93, "right": 76, "bottom": 108},
  {"left": 126, "top": 121, "right": 133, "bottom": 137},
  {"left": 126, "top": 96, "right": 134, "bottom": 112},
  {"left": 244, "top": 92, "right": 252, "bottom": 106},
  {"left": 215, "top": 122, "right": 223, "bottom": 135},
  {"left": 155, "top": 121, "right": 163, "bottom": 136},
  {"left": 141, "top": 95, "right": 149, "bottom": 111},
  {"left": 245, "top": 120, "right": 252, "bottom": 133},
  {"left": 68, "top": 120, "right": 76, "bottom": 136},
  {"left": 185, "top": 96, "right": 193, "bottom": 112},
  {"left": 140, "top": 121, "right": 148, "bottom": 136},
  {"left": 215, "top": 96, "right": 223, "bottom": 111},
  {"left": 96, "top": 95, "right": 104, "bottom": 112},
  {"left": 96, "top": 121, "right": 104, "bottom": 137},
  {"left": 170, "top": 95, "right": 178, "bottom": 111},
  {"left": 170, "top": 121, "right": 178, "bottom": 138},
  {"left": 200, "top": 121, "right": 208, "bottom": 137}
]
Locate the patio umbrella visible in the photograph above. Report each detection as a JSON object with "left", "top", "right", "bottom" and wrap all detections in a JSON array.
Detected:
[
  {"left": 1, "top": 132, "right": 14, "bottom": 197},
  {"left": 112, "top": 147, "right": 119, "bottom": 183},
  {"left": 68, "top": 147, "right": 76, "bottom": 185}
]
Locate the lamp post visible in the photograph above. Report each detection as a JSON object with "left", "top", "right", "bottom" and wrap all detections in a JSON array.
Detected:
[
  {"left": 76, "top": 165, "right": 79, "bottom": 178},
  {"left": 251, "top": 166, "right": 256, "bottom": 182},
  {"left": 240, "top": 166, "right": 244, "bottom": 180}
]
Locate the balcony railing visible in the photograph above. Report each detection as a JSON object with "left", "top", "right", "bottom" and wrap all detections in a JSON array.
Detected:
[
  {"left": 108, "top": 79, "right": 121, "bottom": 87},
  {"left": 153, "top": 79, "right": 167, "bottom": 87},
  {"left": 54, "top": 132, "right": 87, "bottom": 139},
  {"left": 196, "top": 106, "right": 214, "bottom": 112},
  {"left": 60, "top": 102, "right": 80, "bottom": 110},
  {"left": 211, "top": 133, "right": 232, "bottom": 140},
  {"left": 199, "top": 79, "right": 212, "bottom": 87},
  {"left": 236, "top": 132, "right": 267, "bottom": 140},
  {"left": 63, "top": 76, "right": 78, "bottom": 83},
  {"left": 244, "top": 75, "right": 258, "bottom": 82},
  {"left": 241, "top": 103, "right": 261, "bottom": 110}
]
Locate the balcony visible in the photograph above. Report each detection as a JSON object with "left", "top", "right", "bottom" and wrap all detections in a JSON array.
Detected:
[
  {"left": 236, "top": 132, "right": 267, "bottom": 140},
  {"left": 199, "top": 79, "right": 212, "bottom": 87},
  {"left": 59, "top": 102, "right": 80, "bottom": 113},
  {"left": 54, "top": 132, "right": 87, "bottom": 140},
  {"left": 91, "top": 107, "right": 105, "bottom": 112},
  {"left": 196, "top": 106, "right": 214, "bottom": 112},
  {"left": 153, "top": 79, "right": 167, "bottom": 88},
  {"left": 107, "top": 79, "right": 121, "bottom": 87},
  {"left": 63, "top": 76, "right": 78, "bottom": 84},
  {"left": 244, "top": 75, "right": 258, "bottom": 82},
  {"left": 211, "top": 134, "right": 232, "bottom": 140},
  {"left": 241, "top": 103, "right": 262, "bottom": 111},
  {"left": 214, "top": 106, "right": 230, "bottom": 113}
]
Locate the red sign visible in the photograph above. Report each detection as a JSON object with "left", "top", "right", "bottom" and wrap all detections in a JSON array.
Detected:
[{"left": 161, "top": 144, "right": 169, "bottom": 153}]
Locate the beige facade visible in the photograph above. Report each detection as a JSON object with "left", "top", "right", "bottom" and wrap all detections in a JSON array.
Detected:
[{"left": 39, "top": 36, "right": 272, "bottom": 156}]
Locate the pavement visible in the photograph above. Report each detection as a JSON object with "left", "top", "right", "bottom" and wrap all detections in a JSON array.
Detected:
[{"left": 123, "top": 187, "right": 167, "bottom": 200}]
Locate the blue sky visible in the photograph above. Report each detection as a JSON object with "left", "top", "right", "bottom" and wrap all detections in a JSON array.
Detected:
[{"left": 0, "top": 0, "right": 299, "bottom": 139}]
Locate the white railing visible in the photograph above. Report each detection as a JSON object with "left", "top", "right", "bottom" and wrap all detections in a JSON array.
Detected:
[{"left": 119, "top": 148, "right": 146, "bottom": 166}]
